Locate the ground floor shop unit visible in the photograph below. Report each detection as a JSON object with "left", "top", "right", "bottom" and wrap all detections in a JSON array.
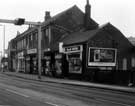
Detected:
[
  {"left": 61, "top": 23, "right": 135, "bottom": 85},
  {"left": 25, "top": 49, "right": 38, "bottom": 74}
]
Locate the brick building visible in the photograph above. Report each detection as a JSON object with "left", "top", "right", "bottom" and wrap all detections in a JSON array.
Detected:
[{"left": 8, "top": 0, "right": 135, "bottom": 85}]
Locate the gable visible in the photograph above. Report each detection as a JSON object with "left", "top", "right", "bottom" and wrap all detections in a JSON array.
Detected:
[
  {"left": 102, "top": 23, "right": 133, "bottom": 49},
  {"left": 42, "top": 5, "right": 98, "bottom": 32},
  {"left": 53, "top": 5, "right": 85, "bottom": 31}
]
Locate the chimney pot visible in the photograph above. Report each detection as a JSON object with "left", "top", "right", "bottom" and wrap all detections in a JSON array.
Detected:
[{"left": 45, "top": 11, "right": 51, "bottom": 21}]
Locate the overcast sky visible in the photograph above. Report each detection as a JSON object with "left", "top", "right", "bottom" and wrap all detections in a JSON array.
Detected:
[{"left": 0, "top": 0, "right": 135, "bottom": 53}]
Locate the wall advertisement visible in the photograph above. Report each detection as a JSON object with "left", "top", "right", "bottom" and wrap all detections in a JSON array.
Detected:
[{"left": 88, "top": 47, "right": 117, "bottom": 66}]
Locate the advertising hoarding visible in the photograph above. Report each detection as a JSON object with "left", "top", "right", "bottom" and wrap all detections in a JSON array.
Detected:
[{"left": 88, "top": 47, "right": 117, "bottom": 66}]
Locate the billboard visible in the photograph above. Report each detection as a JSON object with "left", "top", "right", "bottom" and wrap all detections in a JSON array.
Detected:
[{"left": 88, "top": 47, "right": 117, "bottom": 66}]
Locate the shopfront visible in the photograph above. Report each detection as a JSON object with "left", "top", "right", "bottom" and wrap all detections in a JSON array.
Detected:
[
  {"left": 43, "top": 53, "right": 51, "bottom": 75},
  {"left": 63, "top": 45, "right": 83, "bottom": 74},
  {"left": 26, "top": 49, "right": 37, "bottom": 74},
  {"left": 54, "top": 53, "right": 63, "bottom": 76},
  {"left": 17, "top": 52, "right": 25, "bottom": 72}
]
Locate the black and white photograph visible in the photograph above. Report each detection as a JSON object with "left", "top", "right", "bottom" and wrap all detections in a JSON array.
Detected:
[{"left": 0, "top": 0, "right": 135, "bottom": 106}]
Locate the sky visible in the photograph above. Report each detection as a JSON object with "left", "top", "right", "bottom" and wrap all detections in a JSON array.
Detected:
[{"left": 0, "top": 0, "right": 135, "bottom": 54}]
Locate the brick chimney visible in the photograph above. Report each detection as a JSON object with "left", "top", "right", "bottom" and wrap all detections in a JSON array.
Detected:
[
  {"left": 84, "top": 0, "right": 91, "bottom": 29},
  {"left": 44, "top": 11, "right": 51, "bottom": 21}
]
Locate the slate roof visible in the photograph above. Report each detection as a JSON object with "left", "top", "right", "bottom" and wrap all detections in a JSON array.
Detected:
[
  {"left": 14, "top": 5, "right": 98, "bottom": 41},
  {"left": 49, "top": 28, "right": 100, "bottom": 51},
  {"left": 128, "top": 37, "right": 135, "bottom": 46},
  {"left": 42, "top": 5, "right": 98, "bottom": 31},
  {"left": 62, "top": 30, "right": 99, "bottom": 45}
]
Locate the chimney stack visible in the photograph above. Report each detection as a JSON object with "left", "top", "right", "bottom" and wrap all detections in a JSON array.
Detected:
[
  {"left": 85, "top": 0, "right": 91, "bottom": 29},
  {"left": 44, "top": 11, "right": 51, "bottom": 21},
  {"left": 17, "top": 31, "right": 20, "bottom": 36}
]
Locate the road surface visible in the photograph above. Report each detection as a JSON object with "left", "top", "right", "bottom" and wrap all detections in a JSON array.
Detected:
[{"left": 0, "top": 73, "right": 134, "bottom": 106}]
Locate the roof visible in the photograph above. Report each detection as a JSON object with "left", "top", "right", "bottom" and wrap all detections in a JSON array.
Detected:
[
  {"left": 49, "top": 28, "right": 99, "bottom": 50},
  {"left": 42, "top": 5, "right": 98, "bottom": 31},
  {"left": 127, "top": 37, "right": 135, "bottom": 46},
  {"left": 102, "top": 23, "right": 133, "bottom": 47},
  {"left": 12, "top": 5, "right": 98, "bottom": 42},
  {"left": 62, "top": 29, "right": 99, "bottom": 46}
]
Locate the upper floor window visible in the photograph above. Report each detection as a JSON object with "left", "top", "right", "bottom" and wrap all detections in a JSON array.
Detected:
[
  {"left": 23, "top": 38, "right": 26, "bottom": 48},
  {"left": 131, "top": 57, "right": 135, "bottom": 67},
  {"left": 46, "top": 28, "right": 49, "bottom": 37},
  {"left": 123, "top": 58, "right": 127, "bottom": 70},
  {"left": 30, "top": 34, "right": 33, "bottom": 41}
]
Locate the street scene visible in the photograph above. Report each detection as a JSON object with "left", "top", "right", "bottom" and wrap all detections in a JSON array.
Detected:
[{"left": 0, "top": 0, "right": 135, "bottom": 105}]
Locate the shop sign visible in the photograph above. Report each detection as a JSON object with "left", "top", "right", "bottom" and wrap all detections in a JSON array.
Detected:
[
  {"left": 88, "top": 47, "right": 117, "bottom": 66},
  {"left": 18, "top": 52, "right": 24, "bottom": 59},
  {"left": 44, "top": 56, "right": 51, "bottom": 60},
  {"left": 55, "top": 54, "right": 62, "bottom": 59},
  {"left": 64, "top": 45, "right": 82, "bottom": 53},
  {"left": 27, "top": 49, "right": 37, "bottom": 54}
]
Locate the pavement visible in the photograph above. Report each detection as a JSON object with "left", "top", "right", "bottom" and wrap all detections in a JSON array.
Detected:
[{"left": 2, "top": 71, "right": 135, "bottom": 93}]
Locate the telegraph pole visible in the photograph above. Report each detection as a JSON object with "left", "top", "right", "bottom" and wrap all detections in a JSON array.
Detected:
[
  {"left": 0, "top": 18, "right": 42, "bottom": 79},
  {"left": 0, "top": 24, "right": 5, "bottom": 57},
  {"left": 37, "top": 25, "right": 42, "bottom": 79},
  {"left": 3, "top": 25, "right": 5, "bottom": 58}
]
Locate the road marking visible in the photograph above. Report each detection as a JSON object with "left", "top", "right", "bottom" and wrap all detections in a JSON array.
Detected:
[
  {"left": 45, "top": 102, "right": 60, "bottom": 106},
  {"left": 96, "top": 98, "right": 131, "bottom": 106},
  {"left": 6, "top": 89, "right": 29, "bottom": 98}
]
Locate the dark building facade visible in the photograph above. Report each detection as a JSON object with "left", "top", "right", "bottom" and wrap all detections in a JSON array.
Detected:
[{"left": 8, "top": 0, "right": 135, "bottom": 85}]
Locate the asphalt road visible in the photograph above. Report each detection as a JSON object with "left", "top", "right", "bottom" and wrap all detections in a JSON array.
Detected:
[{"left": 0, "top": 73, "right": 135, "bottom": 106}]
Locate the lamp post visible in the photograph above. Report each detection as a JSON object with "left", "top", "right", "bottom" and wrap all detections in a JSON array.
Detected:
[
  {"left": 0, "top": 51, "right": 2, "bottom": 69},
  {"left": 0, "top": 24, "right": 5, "bottom": 58},
  {"left": 0, "top": 18, "right": 42, "bottom": 79}
]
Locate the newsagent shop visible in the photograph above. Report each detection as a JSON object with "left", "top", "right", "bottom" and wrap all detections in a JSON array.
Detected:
[{"left": 61, "top": 23, "right": 134, "bottom": 83}]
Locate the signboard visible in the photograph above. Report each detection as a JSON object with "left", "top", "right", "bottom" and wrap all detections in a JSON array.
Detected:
[
  {"left": 27, "top": 49, "right": 37, "bottom": 54},
  {"left": 55, "top": 54, "right": 62, "bottom": 59},
  {"left": 88, "top": 47, "right": 117, "bottom": 66},
  {"left": 64, "top": 45, "right": 82, "bottom": 53},
  {"left": 18, "top": 52, "right": 24, "bottom": 59}
]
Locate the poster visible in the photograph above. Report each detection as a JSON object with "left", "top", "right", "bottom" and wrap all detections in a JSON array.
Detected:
[{"left": 88, "top": 47, "right": 117, "bottom": 66}]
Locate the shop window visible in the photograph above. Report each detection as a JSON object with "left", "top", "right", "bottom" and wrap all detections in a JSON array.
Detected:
[{"left": 67, "top": 53, "right": 82, "bottom": 74}]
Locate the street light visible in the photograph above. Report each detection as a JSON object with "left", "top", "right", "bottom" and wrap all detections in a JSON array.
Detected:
[
  {"left": 0, "top": 51, "right": 2, "bottom": 66},
  {"left": 0, "top": 18, "right": 42, "bottom": 79},
  {"left": 0, "top": 24, "right": 5, "bottom": 57}
]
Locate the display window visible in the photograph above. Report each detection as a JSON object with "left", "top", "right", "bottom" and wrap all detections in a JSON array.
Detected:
[
  {"left": 67, "top": 53, "right": 82, "bottom": 74},
  {"left": 63, "top": 45, "right": 83, "bottom": 74},
  {"left": 55, "top": 54, "right": 62, "bottom": 75},
  {"left": 44, "top": 55, "right": 51, "bottom": 75}
]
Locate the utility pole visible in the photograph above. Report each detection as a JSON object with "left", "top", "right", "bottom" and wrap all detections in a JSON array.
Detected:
[
  {"left": 0, "top": 51, "right": 2, "bottom": 69},
  {"left": 0, "top": 18, "right": 42, "bottom": 79},
  {"left": 37, "top": 25, "right": 42, "bottom": 79},
  {"left": 0, "top": 25, "right": 5, "bottom": 57}
]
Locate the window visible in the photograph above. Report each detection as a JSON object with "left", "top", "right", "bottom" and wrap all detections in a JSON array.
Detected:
[
  {"left": 131, "top": 57, "right": 135, "bottom": 67},
  {"left": 31, "top": 34, "right": 33, "bottom": 41},
  {"left": 123, "top": 58, "right": 127, "bottom": 70},
  {"left": 46, "top": 28, "right": 49, "bottom": 37},
  {"left": 23, "top": 38, "right": 26, "bottom": 48},
  {"left": 67, "top": 53, "right": 82, "bottom": 74}
]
